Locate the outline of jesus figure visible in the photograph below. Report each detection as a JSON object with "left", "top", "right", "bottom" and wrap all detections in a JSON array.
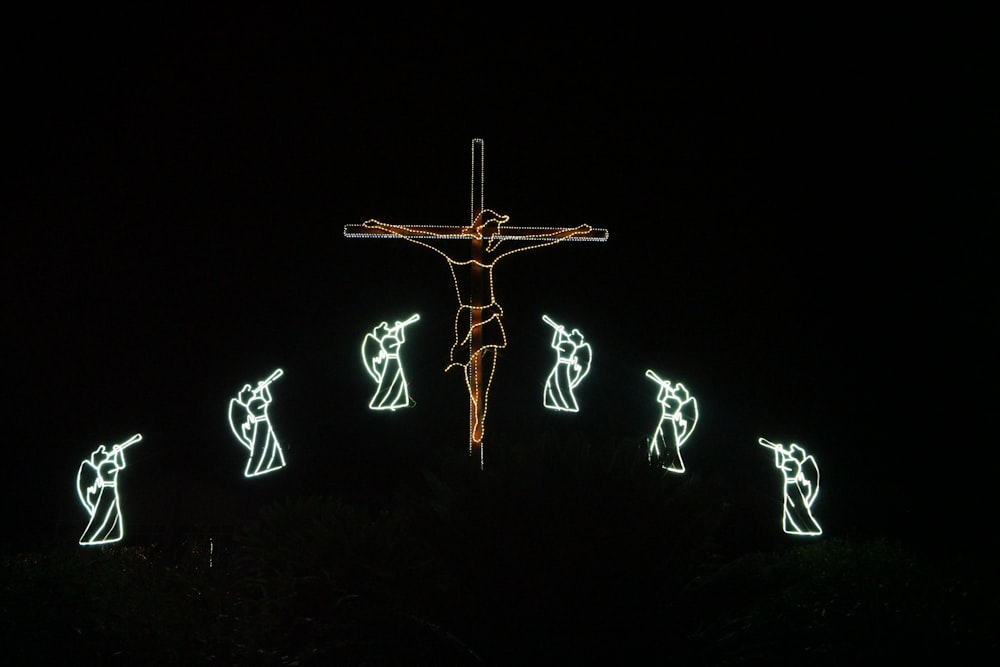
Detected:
[
  {"left": 646, "top": 369, "right": 699, "bottom": 473},
  {"left": 362, "top": 313, "right": 420, "bottom": 410},
  {"left": 759, "top": 437, "right": 822, "bottom": 536},
  {"left": 228, "top": 368, "right": 286, "bottom": 477},
  {"left": 542, "top": 314, "right": 592, "bottom": 412},
  {"left": 77, "top": 433, "right": 141, "bottom": 546},
  {"left": 361, "top": 211, "right": 593, "bottom": 446}
]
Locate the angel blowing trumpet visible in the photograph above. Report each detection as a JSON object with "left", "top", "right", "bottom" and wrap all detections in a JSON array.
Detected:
[
  {"left": 77, "top": 433, "right": 141, "bottom": 546},
  {"left": 229, "top": 369, "right": 286, "bottom": 477},
  {"left": 759, "top": 437, "right": 822, "bottom": 536}
]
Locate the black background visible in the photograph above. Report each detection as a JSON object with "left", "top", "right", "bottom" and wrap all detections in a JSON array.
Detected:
[{"left": 4, "top": 7, "right": 996, "bottom": 556}]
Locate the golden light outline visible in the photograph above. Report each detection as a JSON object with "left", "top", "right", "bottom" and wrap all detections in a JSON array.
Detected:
[{"left": 344, "top": 138, "right": 607, "bottom": 467}]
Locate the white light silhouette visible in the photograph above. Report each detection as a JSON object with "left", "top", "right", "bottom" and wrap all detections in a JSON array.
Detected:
[
  {"left": 228, "top": 368, "right": 286, "bottom": 477},
  {"left": 759, "top": 437, "right": 822, "bottom": 536},
  {"left": 77, "top": 433, "right": 141, "bottom": 546},
  {"left": 362, "top": 313, "right": 420, "bottom": 410},
  {"left": 542, "top": 314, "right": 592, "bottom": 412},
  {"left": 646, "top": 370, "right": 699, "bottom": 473}
]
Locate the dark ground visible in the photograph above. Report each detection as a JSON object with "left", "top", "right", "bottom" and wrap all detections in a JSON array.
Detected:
[{"left": 3, "top": 427, "right": 997, "bottom": 665}]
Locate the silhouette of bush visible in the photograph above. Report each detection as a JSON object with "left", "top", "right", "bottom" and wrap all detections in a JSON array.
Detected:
[
  {"left": 678, "top": 536, "right": 995, "bottom": 663},
  {"left": 0, "top": 544, "right": 243, "bottom": 665},
  {"left": 228, "top": 494, "right": 480, "bottom": 663},
  {"left": 406, "top": 428, "right": 756, "bottom": 662},
  {"left": 2, "top": 429, "right": 995, "bottom": 664}
]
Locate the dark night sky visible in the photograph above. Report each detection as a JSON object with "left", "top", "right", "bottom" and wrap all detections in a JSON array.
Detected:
[{"left": 4, "top": 7, "right": 996, "bottom": 554}]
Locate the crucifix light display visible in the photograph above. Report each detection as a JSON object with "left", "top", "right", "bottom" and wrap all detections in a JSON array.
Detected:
[
  {"left": 228, "top": 368, "right": 286, "bottom": 477},
  {"left": 758, "top": 437, "right": 822, "bottom": 536},
  {"left": 646, "top": 369, "right": 699, "bottom": 473},
  {"left": 362, "top": 313, "right": 420, "bottom": 410},
  {"left": 77, "top": 433, "right": 141, "bottom": 546},
  {"left": 345, "top": 139, "right": 608, "bottom": 466},
  {"left": 541, "top": 314, "right": 592, "bottom": 412}
]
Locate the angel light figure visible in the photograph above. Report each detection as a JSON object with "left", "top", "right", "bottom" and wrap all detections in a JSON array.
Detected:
[
  {"left": 228, "top": 368, "right": 286, "bottom": 477},
  {"left": 759, "top": 437, "right": 822, "bottom": 536},
  {"left": 77, "top": 433, "right": 142, "bottom": 546},
  {"left": 362, "top": 313, "right": 420, "bottom": 410},
  {"left": 646, "top": 370, "right": 699, "bottom": 473},
  {"left": 541, "top": 314, "right": 592, "bottom": 412}
]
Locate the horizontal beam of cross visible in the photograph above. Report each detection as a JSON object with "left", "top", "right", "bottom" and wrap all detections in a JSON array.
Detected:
[{"left": 344, "top": 224, "right": 609, "bottom": 241}]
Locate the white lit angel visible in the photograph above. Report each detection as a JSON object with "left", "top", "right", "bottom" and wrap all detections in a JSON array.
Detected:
[
  {"left": 541, "top": 315, "right": 591, "bottom": 412},
  {"left": 228, "top": 368, "right": 286, "bottom": 477},
  {"left": 646, "top": 370, "right": 699, "bottom": 473},
  {"left": 77, "top": 433, "right": 142, "bottom": 546},
  {"left": 362, "top": 314, "right": 420, "bottom": 410},
  {"left": 758, "top": 437, "right": 822, "bottom": 536}
]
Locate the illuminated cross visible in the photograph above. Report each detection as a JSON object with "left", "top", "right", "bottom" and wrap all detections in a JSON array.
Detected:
[{"left": 345, "top": 139, "right": 608, "bottom": 467}]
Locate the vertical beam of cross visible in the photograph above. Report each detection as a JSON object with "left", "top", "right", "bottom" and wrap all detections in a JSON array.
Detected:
[
  {"left": 469, "top": 138, "right": 485, "bottom": 460},
  {"left": 345, "top": 139, "right": 608, "bottom": 466}
]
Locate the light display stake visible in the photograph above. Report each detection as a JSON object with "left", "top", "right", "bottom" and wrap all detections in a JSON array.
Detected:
[
  {"left": 77, "top": 433, "right": 141, "bottom": 546},
  {"left": 345, "top": 139, "right": 608, "bottom": 467},
  {"left": 646, "top": 369, "right": 699, "bottom": 473},
  {"left": 228, "top": 368, "right": 287, "bottom": 477},
  {"left": 362, "top": 313, "right": 420, "bottom": 410},
  {"left": 541, "top": 314, "right": 592, "bottom": 412},
  {"left": 759, "top": 437, "right": 823, "bottom": 536}
]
